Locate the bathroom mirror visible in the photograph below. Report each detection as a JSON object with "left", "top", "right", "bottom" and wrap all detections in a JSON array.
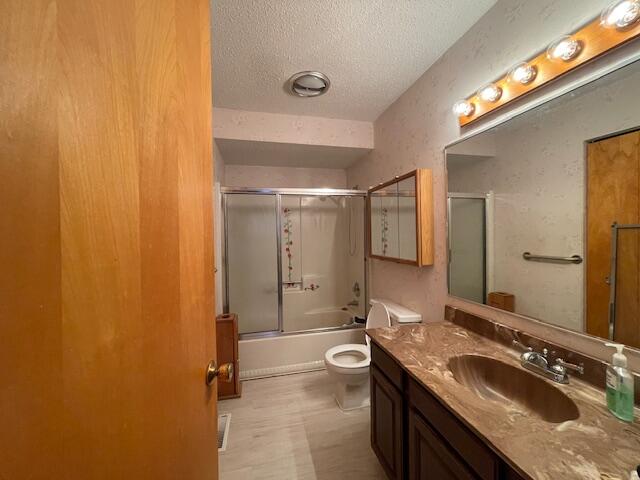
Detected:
[
  {"left": 446, "top": 59, "right": 640, "bottom": 350},
  {"left": 369, "top": 169, "right": 434, "bottom": 267}
]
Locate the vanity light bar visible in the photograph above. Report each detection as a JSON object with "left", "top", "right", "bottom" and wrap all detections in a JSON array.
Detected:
[{"left": 454, "top": 0, "right": 640, "bottom": 127}]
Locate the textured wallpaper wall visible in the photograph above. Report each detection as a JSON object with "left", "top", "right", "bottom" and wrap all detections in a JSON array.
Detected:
[
  {"left": 214, "top": 141, "right": 226, "bottom": 185},
  {"left": 347, "top": 0, "right": 640, "bottom": 365},
  {"left": 224, "top": 164, "right": 347, "bottom": 189},
  {"left": 447, "top": 64, "right": 640, "bottom": 332},
  {"left": 213, "top": 107, "right": 373, "bottom": 149}
]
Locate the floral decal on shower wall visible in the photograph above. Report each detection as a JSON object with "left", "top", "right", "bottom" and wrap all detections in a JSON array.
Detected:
[
  {"left": 283, "top": 207, "right": 294, "bottom": 282},
  {"left": 381, "top": 207, "right": 389, "bottom": 256}
]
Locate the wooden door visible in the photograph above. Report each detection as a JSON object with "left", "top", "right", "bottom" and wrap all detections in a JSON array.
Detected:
[
  {"left": 408, "top": 409, "right": 475, "bottom": 480},
  {"left": 614, "top": 226, "right": 640, "bottom": 347},
  {"left": 371, "top": 366, "right": 404, "bottom": 480},
  {"left": 586, "top": 131, "right": 640, "bottom": 344},
  {"left": 0, "top": 1, "right": 218, "bottom": 479}
]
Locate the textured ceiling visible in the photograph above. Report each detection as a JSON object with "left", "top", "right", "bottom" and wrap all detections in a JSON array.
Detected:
[
  {"left": 216, "top": 139, "right": 371, "bottom": 169},
  {"left": 212, "top": 0, "right": 497, "bottom": 121}
]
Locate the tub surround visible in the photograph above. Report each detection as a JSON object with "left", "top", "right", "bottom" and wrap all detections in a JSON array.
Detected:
[{"left": 367, "top": 313, "right": 640, "bottom": 479}]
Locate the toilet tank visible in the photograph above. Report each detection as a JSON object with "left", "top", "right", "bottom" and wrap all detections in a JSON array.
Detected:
[{"left": 369, "top": 298, "right": 422, "bottom": 324}]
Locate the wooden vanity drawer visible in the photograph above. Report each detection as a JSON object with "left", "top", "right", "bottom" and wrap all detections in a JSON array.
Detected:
[
  {"left": 371, "top": 342, "right": 404, "bottom": 390},
  {"left": 409, "top": 378, "right": 498, "bottom": 480}
]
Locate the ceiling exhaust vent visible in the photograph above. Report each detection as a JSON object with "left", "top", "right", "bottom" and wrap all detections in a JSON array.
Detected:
[{"left": 288, "top": 71, "right": 330, "bottom": 97}]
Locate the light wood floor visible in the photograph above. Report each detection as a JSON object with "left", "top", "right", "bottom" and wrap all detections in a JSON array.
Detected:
[{"left": 218, "top": 370, "right": 387, "bottom": 479}]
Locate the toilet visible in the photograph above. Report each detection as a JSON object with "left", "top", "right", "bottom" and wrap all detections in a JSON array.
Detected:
[{"left": 324, "top": 298, "right": 421, "bottom": 410}]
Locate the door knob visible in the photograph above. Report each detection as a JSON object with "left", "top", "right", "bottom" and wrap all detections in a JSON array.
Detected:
[{"left": 206, "top": 360, "right": 234, "bottom": 386}]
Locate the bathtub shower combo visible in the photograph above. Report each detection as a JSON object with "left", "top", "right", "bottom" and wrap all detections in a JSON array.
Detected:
[{"left": 221, "top": 187, "right": 368, "bottom": 378}]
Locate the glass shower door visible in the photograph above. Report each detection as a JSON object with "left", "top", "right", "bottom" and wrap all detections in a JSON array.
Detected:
[
  {"left": 448, "top": 196, "right": 486, "bottom": 303},
  {"left": 225, "top": 194, "right": 279, "bottom": 334},
  {"left": 223, "top": 189, "right": 367, "bottom": 337},
  {"left": 278, "top": 194, "right": 368, "bottom": 333},
  {"left": 281, "top": 195, "right": 354, "bottom": 332}
]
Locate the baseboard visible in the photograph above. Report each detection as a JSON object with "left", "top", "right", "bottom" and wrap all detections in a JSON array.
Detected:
[{"left": 240, "top": 360, "right": 326, "bottom": 380}]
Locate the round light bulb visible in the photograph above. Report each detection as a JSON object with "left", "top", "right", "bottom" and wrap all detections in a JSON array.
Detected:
[
  {"left": 546, "top": 36, "right": 582, "bottom": 61},
  {"left": 477, "top": 83, "right": 502, "bottom": 102},
  {"left": 452, "top": 100, "right": 475, "bottom": 117},
  {"left": 508, "top": 63, "right": 537, "bottom": 85},
  {"left": 601, "top": 0, "right": 640, "bottom": 29}
]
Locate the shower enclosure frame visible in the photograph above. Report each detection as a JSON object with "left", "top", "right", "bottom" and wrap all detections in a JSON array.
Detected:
[{"left": 221, "top": 186, "right": 369, "bottom": 340}]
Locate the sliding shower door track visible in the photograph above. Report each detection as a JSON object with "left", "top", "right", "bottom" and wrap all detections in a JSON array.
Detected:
[
  {"left": 239, "top": 323, "right": 366, "bottom": 340},
  {"left": 221, "top": 187, "right": 367, "bottom": 196}
]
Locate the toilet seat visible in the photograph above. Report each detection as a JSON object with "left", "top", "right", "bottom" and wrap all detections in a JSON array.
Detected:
[{"left": 324, "top": 344, "right": 370, "bottom": 375}]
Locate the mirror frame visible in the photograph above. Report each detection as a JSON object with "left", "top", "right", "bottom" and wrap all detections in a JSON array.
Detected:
[
  {"left": 368, "top": 169, "right": 434, "bottom": 267},
  {"left": 443, "top": 58, "right": 640, "bottom": 353}
]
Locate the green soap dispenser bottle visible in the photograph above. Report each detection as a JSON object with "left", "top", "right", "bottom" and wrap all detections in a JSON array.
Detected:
[{"left": 605, "top": 343, "right": 634, "bottom": 423}]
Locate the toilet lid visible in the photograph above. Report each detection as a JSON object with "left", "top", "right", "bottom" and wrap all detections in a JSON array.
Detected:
[{"left": 365, "top": 303, "right": 390, "bottom": 347}]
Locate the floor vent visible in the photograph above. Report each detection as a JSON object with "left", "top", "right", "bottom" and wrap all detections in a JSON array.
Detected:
[{"left": 217, "top": 413, "right": 231, "bottom": 452}]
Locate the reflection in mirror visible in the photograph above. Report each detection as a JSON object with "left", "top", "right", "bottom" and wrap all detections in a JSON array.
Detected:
[
  {"left": 397, "top": 176, "right": 417, "bottom": 261},
  {"left": 446, "top": 59, "right": 640, "bottom": 350},
  {"left": 614, "top": 227, "right": 640, "bottom": 348},
  {"left": 448, "top": 195, "right": 487, "bottom": 304},
  {"left": 370, "top": 183, "right": 398, "bottom": 258}
]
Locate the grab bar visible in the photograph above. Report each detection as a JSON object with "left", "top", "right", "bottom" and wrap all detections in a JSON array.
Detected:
[{"left": 522, "top": 252, "right": 582, "bottom": 264}]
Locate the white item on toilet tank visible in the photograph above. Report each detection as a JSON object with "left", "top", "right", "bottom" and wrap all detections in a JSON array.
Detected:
[{"left": 369, "top": 298, "right": 422, "bottom": 324}]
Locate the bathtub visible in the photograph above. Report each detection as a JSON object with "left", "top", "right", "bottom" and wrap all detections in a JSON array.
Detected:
[
  {"left": 238, "top": 308, "right": 365, "bottom": 380},
  {"left": 282, "top": 305, "right": 360, "bottom": 332}
]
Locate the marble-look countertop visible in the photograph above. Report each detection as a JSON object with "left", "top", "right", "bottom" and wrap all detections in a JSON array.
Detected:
[{"left": 367, "top": 322, "right": 640, "bottom": 480}]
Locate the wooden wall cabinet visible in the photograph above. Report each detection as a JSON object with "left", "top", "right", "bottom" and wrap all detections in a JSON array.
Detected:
[
  {"left": 370, "top": 344, "right": 526, "bottom": 480},
  {"left": 368, "top": 169, "right": 434, "bottom": 266}
]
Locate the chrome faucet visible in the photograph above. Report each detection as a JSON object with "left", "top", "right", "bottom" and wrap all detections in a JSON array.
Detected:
[
  {"left": 512, "top": 340, "right": 584, "bottom": 384},
  {"left": 347, "top": 299, "right": 359, "bottom": 307}
]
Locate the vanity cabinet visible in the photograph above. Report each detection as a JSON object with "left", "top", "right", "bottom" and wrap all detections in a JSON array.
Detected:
[
  {"left": 370, "top": 343, "right": 527, "bottom": 480},
  {"left": 371, "top": 366, "right": 404, "bottom": 480},
  {"left": 408, "top": 409, "right": 475, "bottom": 480}
]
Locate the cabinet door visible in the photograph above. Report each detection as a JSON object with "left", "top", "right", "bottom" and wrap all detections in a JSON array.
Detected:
[
  {"left": 371, "top": 366, "right": 404, "bottom": 480},
  {"left": 409, "top": 408, "right": 476, "bottom": 480}
]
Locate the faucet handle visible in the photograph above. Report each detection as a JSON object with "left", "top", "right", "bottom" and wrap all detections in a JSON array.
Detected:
[
  {"left": 555, "top": 358, "right": 584, "bottom": 375},
  {"left": 512, "top": 339, "right": 533, "bottom": 352}
]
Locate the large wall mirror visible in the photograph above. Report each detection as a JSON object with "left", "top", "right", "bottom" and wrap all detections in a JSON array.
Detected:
[{"left": 446, "top": 59, "right": 640, "bottom": 350}]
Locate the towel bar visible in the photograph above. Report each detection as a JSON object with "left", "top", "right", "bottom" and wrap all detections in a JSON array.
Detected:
[{"left": 522, "top": 252, "right": 582, "bottom": 264}]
